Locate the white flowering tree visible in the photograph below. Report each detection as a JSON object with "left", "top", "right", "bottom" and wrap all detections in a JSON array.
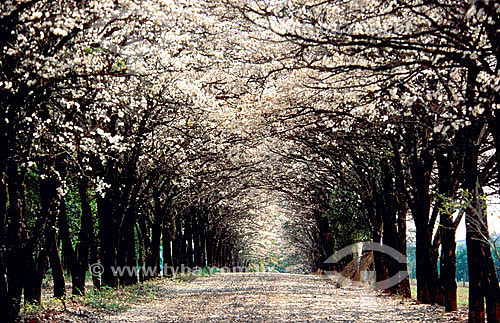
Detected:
[
  {"left": 217, "top": 0, "right": 500, "bottom": 320},
  {"left": 2, "top": 0, "right": 499, "bottom": 322}
]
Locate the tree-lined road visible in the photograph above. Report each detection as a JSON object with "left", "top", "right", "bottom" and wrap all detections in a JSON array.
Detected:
[
  {"left": 3, "top": 1, "right": 499, "bottom": 322},
  {"left": 99, "top": 274, "right": 456, "bottom": 322}
]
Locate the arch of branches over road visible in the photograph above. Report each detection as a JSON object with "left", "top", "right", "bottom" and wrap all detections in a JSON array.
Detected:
[{"left": 1, "top": 1, "right": 499, "bottom": 322}]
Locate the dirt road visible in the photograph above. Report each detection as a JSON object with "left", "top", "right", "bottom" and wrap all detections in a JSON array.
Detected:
[{"left": 92, "top": 273, "right": 459, "bottom": 322}]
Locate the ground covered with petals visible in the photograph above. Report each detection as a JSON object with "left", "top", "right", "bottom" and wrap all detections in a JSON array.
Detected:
[{"left": 42, "top": 273, "right": 467, "bottom": 322}]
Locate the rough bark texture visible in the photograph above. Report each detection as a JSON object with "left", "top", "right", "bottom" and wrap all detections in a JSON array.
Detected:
[
  {"left": 408, "top": 142, "right": 444, "bottom": 306},
  {"left": 47, "top": 223, "right": 65, "bottom": 298},
  {"left": 25, "top": 168, "right": 61, "bottom": 305},
  {"left": 185, "top": 213, "right": 194, "bottom": 267},
  {"left": 58, "top": 199, "right": 74, "bottom": 273},
  {"left": 0, "top": 168, "right": 8, "bottom": 318},
  {"left": 117, "top": 207, "right": 138, "bottom": 286},
  {"left": 462, "top": 119, "right": 500, "bottom": 323},
  {"left": 6, "top": 161, "right": 26, "bottom": 321},
  {"left": 97, "top": 194, "right": 118, "bottom": 288},
  {"left": 143, "top": 200, "right": 164, "bottom": 279},
  {"left": 162, "top": 227, "right": 173, "bottom": 277},
  {"left": 72, "top": 178, "right": 93, "bottom": 296},
  {"left": 436, "top": 147, "right": 459, "bottom": 312}
]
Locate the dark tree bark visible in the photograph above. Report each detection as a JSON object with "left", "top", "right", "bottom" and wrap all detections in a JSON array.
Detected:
[
  {"left": 23, "top": 249, "right": 48, "bottom": 306},
  {"left": 116, "top": 164, "right": 142, "bottom": 286},
  {"left": 25, "top": 166, "right": 63, "bottom": 305},
  {"left": 459, "top": 63, "right": 500, "bottom": 322},
  {"left": 462, "top": 120, "right": 500, "bottom": 323},
  {"left": 5, "top": 161, "right": 27, "bottom": 321},
  {"left": 435, "top": 145, "right": 460, "bottom": 312},
  {"left": 72, "top": 177, "right": 93, "bottom": 296},
  {"left": 137, "top": 222, "right": 146, "bottom": 282},
  {"left": 171, "top": 220, "right": 179, "bottom": 269},
  {"left": 365, "top": 195, "right": 387, "bottom": 286},
  {"left": 117, "top": 206, "right": 138, "bottom": 286},
  {"left": 394, "top": 204, "right": 411, "bottom": 299},
  {"left": 206, "top": 231, "right": 214, "bottom": 267},
  {"left": 58, "top": 198, "right": 74, "bottom": 273},
  {"left": 199, "top": 217, "right": 207, "bottom": 267},
  {"left": 211, "top": 228, "right": 218, "bottom": 267},
  {"left": 372, "top": 192, "right": 390, "bottom": 287},
  {"left": 390, "top": 140, "right": 412, "bottom": 298},
  {"left": 192, "top": 212, "right": 203, "bottom": 267},
  {"left": 214, "top": 238, "right": 220, "bottom": 268},
  {"left": 488, "top": 108, "right": 500, "bottom": 197},
  {"left": 173, "top": 215, "right": 185, "bottom": 268},
  {"left": 185, "top": 211, "right": 194, "bottom": 267},
  {"left": 24, "top": 222, "right": 48, "bottom": 306},
  {"left": 144, "top": 199, "right": 164, "bottom": 279},
  {"left": 47, "top": 221, "right": 65, "bottom": 298},
  {"left": 413, "top": 220, "right": 443, "bottom": 305},
  {"left": 466, "top": 194, "right": 487, "bottom": 323},
  {"left": 89, "top": 223, "right": 100, "bottom": 291},
  {"left": 0, "top": 165, "right": 9, "bottom": 319},
  {"left": 97, "top": 194, "right": 118, "bottom": 288},
  {"left": 380, "top": 161, "right": 400, "bottom": 294},
  {"left": 406, "top": 131, "right": 444, "bottom": 306},
  {"left": 162, "top": 221, "right": 173, "bottom": 277},
  {"left": 313, "top": 209, "right": 333, "bottom": 271}
]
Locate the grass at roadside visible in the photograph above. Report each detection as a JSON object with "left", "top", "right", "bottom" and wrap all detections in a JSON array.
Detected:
[
  {"left": 19, "top": 266, "right": 223, "bottom": 322},
  {"left": 409, "top": 279, "right": 469, "bottom": 308},
  {"left": 19, "top": 278, "right": 174, "bottom": 322}
]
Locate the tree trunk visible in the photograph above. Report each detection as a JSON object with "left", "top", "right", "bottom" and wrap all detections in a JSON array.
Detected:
[
  {"left": 380, "top": 162, "right": 403, "bottom": 295},
  {"left": 395, "top": 202, "right": 411, "bottom": 298},
  {"left": 390, "top": 141, "right": 412, "bottom": 298},
  {"left": 5, "top": 160, "right": 26, "bottom": 321},
  {"left": 206, "top": 233, "right": 214, "bottom": 267},
  {"left": 137, "top": 222, "right": 145, "bottom": 282},
  {"left": 23, "top": 251, "right": 48, "bottom": 305},
  {"left": 185, "top": 212, "right": 194, "bottom": 267},
  {"left": 200, "top": 221, "right": 207, "bottom": 267},
  {"left": 410, "top": 170, "right": 444, "bottom": 303},
  {"left": 466, "top": 197, "right": 487, "bottom": 323},
  {"left": 97, "top": 194, "right": 118, "bottom": 288},
  {"left": 174, "top": 216, "right": 185, "bottom": 268},
  {"left": 440, "top": 218, "right": 457, "bottom": 312},
  {"left": 47, "top": 223, "right": 65, "bottom": 298},
  {"left": 72, "top": 178, "right": 93, "bottom": 296},
  {"left": 215, "top": 238, "right": 223, "bottom": 267},
  {"left": 464, "top": 185, "right": 500, "bottom": 323},
  {"left": 461, "top": 118, "right": 500, "bottom": 322},
  {"left": 488, "top": 109, "right": 500, "bottom": 196},
  {"left": 25, "top": 169, "right": 61, "bottom": 304},
  {"left": 414, "top": 219, "right": 443, "bottom": 305},
  {"left": 117, "top": 207, "right": 138, "bottom": 286},
  {"left": 89, "top": 226, "right": 101, "bottom": 290},
  {"left": 436, "top": 146, "right": 459, "bottom": 312},
  {"left": 162, "top": 224, "right": 173, "bottom": 277},
  {"left": 0, "top": 168, "right": 8, "bottom": 317},
  {"left": 484, "top": 246, "right": 500, "bottom": 323},
  {"left": 145, "top": 210, "right": 163, "bottom": 279},
  {"left": 365, "top": 197, "right": 387, "bottom": 287},
  {"left": 192, "top": 213, "right": 202, "bottom": 267},
  {"left": 58, "top": 198, "right": 74, "bottom": 273},
  {"left": 24, "top": 213, "right": 49, "bottom": 305}
]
